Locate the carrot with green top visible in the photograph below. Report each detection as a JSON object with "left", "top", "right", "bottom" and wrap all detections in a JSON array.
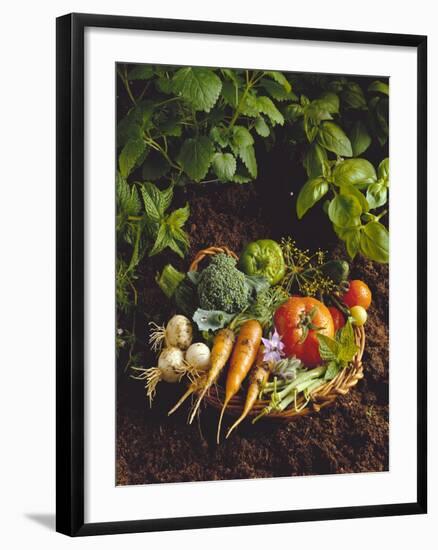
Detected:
[
  {"left": 188, "top": 328, "right": 235, "bottom": 424},
  {"left": 217, "top": 319, "right": 263, "bottom": 443}
]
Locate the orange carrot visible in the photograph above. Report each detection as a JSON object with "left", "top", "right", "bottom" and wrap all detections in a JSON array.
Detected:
[
  {"left": 217, "top": 319, "right": 262, "bottom": 443},
  {"left": 188, "top": 328, "right": 235, "bottom": 424},
  {"left": 225, "top": 347, "right": 270, "bottom": 438}
]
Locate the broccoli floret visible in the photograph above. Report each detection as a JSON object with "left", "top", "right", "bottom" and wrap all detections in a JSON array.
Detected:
[{"left": 197, "top": 253, "right": 250, "bottom": 314}]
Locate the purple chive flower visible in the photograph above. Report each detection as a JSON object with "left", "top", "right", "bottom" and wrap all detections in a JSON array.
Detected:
[{"left": 261, "top": 329, "right": 285, "bottom": 364}]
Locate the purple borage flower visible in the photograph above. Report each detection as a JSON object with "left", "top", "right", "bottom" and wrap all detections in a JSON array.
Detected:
[{"left": 261, "top": 329, "right": 285, "bottom": 363}]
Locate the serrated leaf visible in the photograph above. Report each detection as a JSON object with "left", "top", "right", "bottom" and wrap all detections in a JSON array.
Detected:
[
  {"left": 166, "top": 203, "right": 190, "bottom": 228},
  {"left": 149, "top": 223, "right": 172, "bottom": 257},
  {"left": 317, "top": 122, "right": 352, "bottom": 157},
  {"left": 172, "top": 67, "right": 222, "bottom": 112},
  {"left": 324, "top": 361, "right": 341, "bottom": 380},
  {"left": 317, "top": 333, "right": 339, "bottom": 361},
  {"left": 128, "top": 65, "right": 154, "bottom": 80},
  {"left": 212, "top": 152, "right": 236, "bottom": 181},
  {"left": 238, "top": 145, "right": 257, "bottom": 178},
  {"left": 265, "top": 71, "right": 291, "bottom": 92},
  {"left": 178, "top": 136, "right": 215, "bottom": 182},
  {"left": 231, "top": 126, "right": 254, "bottom": 149},
  {"left": 296, "top": 177, "right": 329, "bottom": 219},
  {"left": 210, "top": 126, "right": 230, "bottom": 147},
  {"left": 140, "top": 182, "right": 173, "bottom": 224},
  {"left": 260, "top": 79, "right": 296, "bottom": 101},
  {"left": 117, "top": 102, "right": 154, "bottom": 147},
  {"left": 254, "top": 116, "right": 270, "bottom": 137},
  {"left": 118, "top": 138, "right": 146, "bottom": 178},
  {"left": 257, "top": 96, "right": 284, "bottom": 125},
  {"left": 141, "top": 151, "right": 170, "bottom": 181}
]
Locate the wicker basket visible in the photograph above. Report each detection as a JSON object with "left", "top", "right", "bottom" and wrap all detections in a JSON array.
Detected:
[{"left": 189, "top": 246, "right": 365, "bottom": 420}]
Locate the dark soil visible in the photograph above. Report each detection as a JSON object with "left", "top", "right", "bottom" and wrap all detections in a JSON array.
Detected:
[{"left": 116, "top": 148, "right": 389, "bottom": 484}]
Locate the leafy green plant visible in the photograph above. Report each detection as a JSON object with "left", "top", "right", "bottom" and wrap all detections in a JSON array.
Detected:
[
  {"left": 317, "top": 319, "right": 359, "bottom": 380},
  {"left": 296, "top": 157, "right": 389, "bottom": 263}
]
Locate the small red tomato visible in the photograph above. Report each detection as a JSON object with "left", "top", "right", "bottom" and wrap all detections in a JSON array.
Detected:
[
  {"left": 328, "top": 306, "right": 346, "bottom": 332},
  {"left": 342, "top": 280, "right": 372, "bottom": 310}
]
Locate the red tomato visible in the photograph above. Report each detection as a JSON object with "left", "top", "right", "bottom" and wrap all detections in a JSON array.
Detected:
[
  {"left": 274, "top": 296, "right": 334, "bottom": 367},
  {"left": 342, "top": 280, "right": 372, "bottom": 310},
  {"left": 328, "top": 306, "right": 346, "bottom": 332}
]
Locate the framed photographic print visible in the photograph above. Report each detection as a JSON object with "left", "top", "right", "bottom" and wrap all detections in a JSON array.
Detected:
[{"left": 56, "top": 13, "right": 427, "bottom": 536}]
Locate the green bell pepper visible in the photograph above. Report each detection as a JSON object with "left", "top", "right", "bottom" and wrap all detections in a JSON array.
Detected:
[{"left": 239, "top": 239, "right": 286, "bottom": 285}]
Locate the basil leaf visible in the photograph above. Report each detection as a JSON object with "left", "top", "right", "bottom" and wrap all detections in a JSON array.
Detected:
[
  {"left": 317, "top": 334, "right": 339, "bottom": 361},
  {"left": 349, "top": 120, "right": 372, "bottom": 156},
  {"left": 378, "top": 158, "right": 389, "bottom": 181},
  {"left": 304, "top": 143, "right": 329, "bottom": 179},
  {"left": 328, "top": 194, "right": 362, "bottom": 228},
  {"left": 368, "top": 80, "right": 389, "bottom": 96},
  {"left": 360, "top": 221, "right": 389, "bottom": 263},
  {"left": 324, "top": 361, "right": 341, "bottom": 380},
  {"left": 339, "top": 183, "right": 369, "bottom": 213},
  {"left": 296, "top": 177, "right": 329, "bottom": 219},
  {"left": 317, "top": 122, "right": 353, "bottom": 157},
  {"left": 342, "top": 82, "right": 367, "bottom": 109},
  {"left": 366, "top": 181, "right": 388, "bottom": 210},
  {"left": 333, "top": 158, "right": 377, "bottom": 187}
]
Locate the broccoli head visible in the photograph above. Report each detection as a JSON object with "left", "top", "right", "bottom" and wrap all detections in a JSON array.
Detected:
[{"left": 197, "top": 253, "right": 250, "bottom": 314}]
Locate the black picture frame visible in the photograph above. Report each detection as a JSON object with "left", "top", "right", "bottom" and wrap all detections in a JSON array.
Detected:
[{"left": 56, "top": 12, "right": 427, "bottom": 537}]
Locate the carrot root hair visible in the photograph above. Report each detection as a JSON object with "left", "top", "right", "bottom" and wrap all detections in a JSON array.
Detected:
[{"left": 168, "top": 386, "right": 195, "bottom": 416}]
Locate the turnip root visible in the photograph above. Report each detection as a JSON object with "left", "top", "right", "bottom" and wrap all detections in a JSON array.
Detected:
[
  {"left": 149, "top": 315, "right": 193, "bottom": 352},
  {"left": 131, "top": 346, "right": 185, "bottom": 405},
  {"left": 177, "top": 342, "right": 211, "bottom": 380}
]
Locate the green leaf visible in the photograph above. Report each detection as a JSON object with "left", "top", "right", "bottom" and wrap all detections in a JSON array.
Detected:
[
  {"left": 317, "top": 122, "right": 353, "bottom": 157},
  {"left": 344, "top": 227, "right": 361, "bottom": 259},
  {"left": 265, "top": 71, "right": 292, "bottom": 92},
  {"left": 254, "top": 116, "right": 270, "bottom": 137},
  {"left": 221, "top": 80, "right": 239, "bottom": 108},
  {"left": 231, "top": 125, "right": 254, "bottom": 151},
  {"left": 304, "top": 143, "right": 329, "bottom": 178},
  {"left": 317, "top": 333, "right": 339, "bottom": 361},
  {"left": 156, "top": 264, "right": 185, "bottom": 298},
  {"left": 368, "top": 80, "right": 389, "bottom": 96},
  {"left": 149, "top": 223, "right": 172, "bottom": 256},
  {"left": 324, "top": 361, "right": 341, "bottom": 380},
  {"left": 117, "top": 103, "right": 154, "bottom": 147},
  {"left": 360, "top": 221, "right": 389, "bottom": 263},
  {"left": 192, "top": 308, "right": 235, "bottom": 332},
  {"left": 260, "top": 79, "right": 296, "bottom": 101},
  {"left": 141, "top": 151, "right": 170, "bottom": 181},
  {"left": 210, "top": 126, "right": 230, "bottom": 147},
  {"left": 333, "top": 158, "right": 377, "bottom": 187},
  {"left": 339, "top": 183, "right": 369, "bottom": 213},
  {"left": 172, "top": 67, "right": 222, "bottom": 112},
  {"left": 296, "top": 177, "right": 329, "bottom": 219},
  {"left": 212, "top": 152, "right": 237, "bottom": 181},
  {"left": 178, "top": 136, "right": 215, "bottom": 182},
  {"left": 366, "top": 181, "right": 387, "bottom": 210},
  {"left": 166, "top": 203, "right": 190, "bottom": 228},
  {"left": 378, "top": 158, "right": 389, "bottom": 181},
  {"left": 257, "top": 96, "right": 284, "bottom": 125},
  {"left": 140, "top": 182, "right": 173, "bottom": 224},
  {"left": 328, "top": 194, "right": 362, "bottom": 228},
  {"left": 116, "top": 173, "right": 141, "bottom": 232},
  {"left": 239, "top": 145, "right": 257, "bottom": 178},
  {"left": 349, "top": 120, "right": 372, "bottom": 156},
  {"left": 317, "top": 92, "right": 340, "bottom": 114},
  {"left": 128, "top": 65, "right": 154, "bottom": 80},
  {"left": 342, "top": 82, "right": 367, "bottom": 109},
  {"left": 118, "top": 138, "right": 146, "bottom": 178},
  {"left": 337, "top": 320, "right": 358, "bottom": 361},
  {"left": 284, "top": 103, "right": 304, "bottom": 121}
]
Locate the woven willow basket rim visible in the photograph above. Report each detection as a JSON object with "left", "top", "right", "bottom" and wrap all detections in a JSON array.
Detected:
[{"left": 188, "top": 245, "right": 365, "bottom": 421}]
